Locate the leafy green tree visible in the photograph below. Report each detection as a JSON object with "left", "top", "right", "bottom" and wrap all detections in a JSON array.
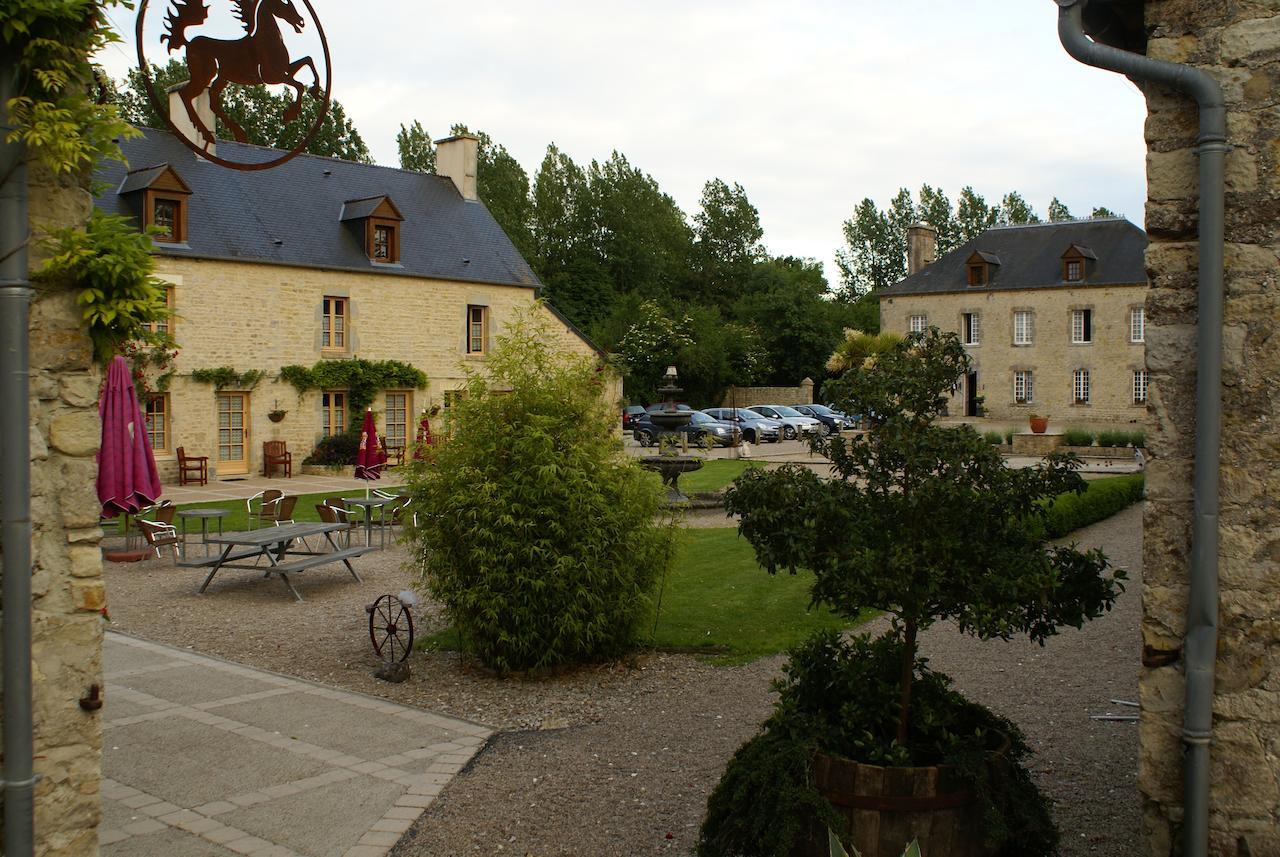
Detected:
[
  {"left": 1090, "top": 205, "right": 1118, "bottom": 218},
  {"left": 954, "top": 186, "right": 999, "bottom": 242},
  {"left": 396, "top": 119, "right": 435, "bottom": 172},
  {"left": 824, "top": 329, "right": 902, "bottom": 375},
  {"left": 998, "top": 191, "right": 1040, "bottom": 225},
  {"left": 404, "top": 305, "right": 675, "bottom": 673},
  {"left": 612, "top": 299, "right": 695, "bottom": 404},
  {"left": 1047, "top": 196, "right": 1073, "bottom": 221},
  {"left": 114, "top": 60, "right": 371, "bottom": 162},
  {"left": 725, "top": 328, "right": 1125, "bottom": 746},
  {"left": 916, "top": 183, "right": 959, "bottom": 253},
  {"left": 736, "top": 257, "right": 846, "bottom": 387},
  {"left": 692, "top": 178, "right": 765, "bottom": 308},
  {"left": 834, "top": 198, "right": 899, "bottom": 299},
  {"left": 449, "top": 124, "right": 534, "bottom": 260}
]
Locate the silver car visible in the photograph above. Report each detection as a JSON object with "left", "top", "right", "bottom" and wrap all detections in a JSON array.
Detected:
[
  {"left": 702, "top": 407, "right": 782, "bottom": 443},
  {"left": 746, "top": 405, "right": 822, "bottom": 440}
]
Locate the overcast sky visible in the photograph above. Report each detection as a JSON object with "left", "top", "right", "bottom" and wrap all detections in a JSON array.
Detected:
[{"left": 98, "top": 1, "right": 1148, "bottom": 285}]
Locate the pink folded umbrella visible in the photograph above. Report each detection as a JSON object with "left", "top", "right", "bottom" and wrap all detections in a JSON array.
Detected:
[
  {"left": 97, "top": 355, "right": 162, "bottom": 518},
  {"left": 354, "top": 408, "right": 387, "bottom": 485},
  {"left": 412, "top": 412, "right": 433, "bottom": 461}
]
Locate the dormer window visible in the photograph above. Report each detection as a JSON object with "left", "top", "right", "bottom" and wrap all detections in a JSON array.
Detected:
[
  {"left": 340, "top": 196, "right": 404, "bottom": 264},
  {"left": 964, "top": 251, "right": 1000, "bottom": 287},
  {"left": 118, "top": 163, "right": 192, "bottom": 245},
  {"left": 1061, "top": 244, "right": 1096, "bottom": 282}
]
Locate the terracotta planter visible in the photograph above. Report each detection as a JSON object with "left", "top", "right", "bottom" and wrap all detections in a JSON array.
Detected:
[
  {"left": 1029, "top": 416, "right": 1049, "bottom": 434},
  {"left": 795, "top": 746, "right": 1006, "bottom": 857}
]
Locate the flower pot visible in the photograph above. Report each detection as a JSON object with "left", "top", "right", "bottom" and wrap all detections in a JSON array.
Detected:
[
  {"left": 1029, "top": 416, "right": 1049, "bottom": 434},
  {"left": 794, "top": 746, "right": 1006, "bottom": 857}
]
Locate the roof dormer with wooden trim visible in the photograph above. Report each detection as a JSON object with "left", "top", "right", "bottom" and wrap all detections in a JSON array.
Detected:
[
  {"left": 340, "top": 196, "right": 405, "bottom": 265},
  {"left": 1060, "top": 244, "right": 1097, "bottom": 283},
  {"left": 965, "top": 250, "right": 1001, "bottom": 287},
  {"left": 117, "top": 163, "right": 192, "bottom": 244}
]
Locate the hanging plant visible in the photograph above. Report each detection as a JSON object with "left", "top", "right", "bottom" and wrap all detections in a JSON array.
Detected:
[
  {"left": 190, "top": 367, "right": 265, "bottom": 391},
  {"left": 278, "top": 358, "right": 427, "bottom": 432}
]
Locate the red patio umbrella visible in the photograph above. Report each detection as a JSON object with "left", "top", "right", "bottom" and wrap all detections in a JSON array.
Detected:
[
  {"left": 354, "top": 408, "right": 387, "bottom": 491},
  {"left": 97, "top": 355, "right": 162, "bottom": 518}
]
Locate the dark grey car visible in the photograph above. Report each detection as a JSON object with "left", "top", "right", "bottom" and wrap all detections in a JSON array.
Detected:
[{"left": 702, "top": 407, "right": 782, "bottom": 443}]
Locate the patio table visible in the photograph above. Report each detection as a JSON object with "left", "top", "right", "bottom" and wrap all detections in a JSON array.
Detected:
[
  {"left": 343, "top": 496, "right": 397, "bottom": 550},
  {"left": 177, "top": 508, "right": 229, "bottom": 556},
  {"left": 178, "top": 522, "right": 371, "bottom": 601}
]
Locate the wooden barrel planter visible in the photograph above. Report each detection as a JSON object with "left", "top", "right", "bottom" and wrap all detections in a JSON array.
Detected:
[{"left": 794, "top": 748, "right": 1005, "bottom": 857}]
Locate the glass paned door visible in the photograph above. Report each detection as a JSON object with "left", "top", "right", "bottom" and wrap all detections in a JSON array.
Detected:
[{"left": 217, "top": 393, "right": 250, "bottom": 474}]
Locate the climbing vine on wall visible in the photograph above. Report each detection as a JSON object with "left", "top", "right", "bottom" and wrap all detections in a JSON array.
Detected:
[
  {"left": 278, "top": 359, "right": 427, "bottom": 432},
  {"left": 190, "top": 367, "right": 265, "bottom": 391}
]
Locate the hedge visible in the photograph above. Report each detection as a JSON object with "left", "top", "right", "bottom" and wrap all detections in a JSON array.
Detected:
[
  {"left": 1043, "top": 473, "right": 1144, "bottom": 539},
  {"left": 1062, "top": 427, "right": 1095, "bottom": 447}
]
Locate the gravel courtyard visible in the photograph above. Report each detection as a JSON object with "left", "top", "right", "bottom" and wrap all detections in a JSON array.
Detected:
[{"left": 103, "top": 503, "right": 1142, "bottom": 856}]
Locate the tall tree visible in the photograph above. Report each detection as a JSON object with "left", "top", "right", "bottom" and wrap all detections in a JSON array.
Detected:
[
  {"left": 1090, "top": 205, "right": 1118, "bottom": 218},
  {"left": 998, "top": 191, "right": 1040, "bottom": 225},
  {"left": 917, "top": 184, "right": 959, "bottom": 254},
  {"left": 114, "top": 60, "right": 371, "bottom": 162},
  {"left": 396, "top": 120, "right": 435, "bottom": 172},
  {"left": 834, "top": 198, "right": 900, "bottom": 299},
  {"left": 735, "top": 256, "right": 847, "bottom": 387},
  {"left": 692, "top": 178, "right": 765, "bottom": 308},
  {"left": 1047, "top": 196, "right": 1073, "bottom": 222},
  {"left": 954, "top": 186, "right": 998, "bottom": 242},
  {"left": 450, "top": 124, "right": 534, "bottom": 261}
]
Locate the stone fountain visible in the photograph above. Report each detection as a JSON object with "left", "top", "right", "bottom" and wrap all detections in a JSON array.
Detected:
[{"left": 639, "top": 365, "right": 703, "bottom": 504}]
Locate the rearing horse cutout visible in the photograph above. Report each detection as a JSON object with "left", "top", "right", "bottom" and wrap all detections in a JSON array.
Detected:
[{"left": 162, "top": 0, "right": 322, "bottom": 147}]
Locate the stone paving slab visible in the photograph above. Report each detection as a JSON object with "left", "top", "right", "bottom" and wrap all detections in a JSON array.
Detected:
[{"left": 101, "top": 633, "right": 491, "bottom": 857}]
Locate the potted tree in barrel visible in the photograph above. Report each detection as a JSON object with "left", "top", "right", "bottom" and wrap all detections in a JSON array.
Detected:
[{"left": 700, "top": 329, "right": 1125, "bottom": 857}]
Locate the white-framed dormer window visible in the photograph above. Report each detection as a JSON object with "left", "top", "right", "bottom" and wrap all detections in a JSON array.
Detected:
[
  {"left": 1013, "top": 311, "right": 1033, "bottom": 345},
  {"left": 1133, "top": 369, "right": 1149, "bottom": 404},
  {"left": 1073, "top": 369, "right": 1091, "bottom": 404},
  {"left": 1014, "top": 370, "right": 1034, "bottom": 404},
  {"left": 962, "top": 312, "right": 980, "bottom": 345},
  {"left": 909, "top": 314, "right": 927, "bottom": 334},
  {"left": 1071, "top": 308, "right": 1093, "bottom": 344},
  {"left": 1130, "top": 307, "right": 1145, "bottom": 343}
]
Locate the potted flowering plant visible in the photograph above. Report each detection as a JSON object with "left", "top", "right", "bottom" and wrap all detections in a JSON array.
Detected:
[{"left": 1028, "top": 413, "right": 1049, "bottom": 434}]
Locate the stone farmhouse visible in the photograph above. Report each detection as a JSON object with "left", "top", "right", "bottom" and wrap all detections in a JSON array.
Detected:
[
  {"left": 879, "top": 218, "right": 1148, "bottom": 427},
  {"left": 96, "top": 126, "right": 610, "bottom": 482}
]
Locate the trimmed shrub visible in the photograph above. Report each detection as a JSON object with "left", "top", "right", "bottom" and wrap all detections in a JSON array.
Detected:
[
  {"left": 302, "top": 431, "right": 359, "bottom": 465},
  {"left": 403, "top": 305, "right": 676, "bottom": 673},
  {"left": 1043, "top": 474, "right": 1144, "bottom": 539},
  {"left": 1004, "top": 429, "right": 1015, "bottom": 445},
  {"left": 984, "top": 430, "right": 1005, "bottom": 446},
  {"left": 1129, "top": 430, "right": 1146, "bottom": 448},
  {"left": 1096, "top": 430, "right": 1127, "bottom": 448},
  {"left": 1062, "top": 427, "right": 1095, "bottom": 447}
]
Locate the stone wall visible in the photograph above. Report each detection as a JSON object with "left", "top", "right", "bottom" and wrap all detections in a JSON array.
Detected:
[
  {"left": 880, "top": 283, "right": 1148, "bottom": 425},
  {"left": 142, "top": 257, "right": 610, "bottom": 480},
  {"left": 1139, "top": 4, "right": 1280, "bottom": 855},
  {"left": 719, "top": 379, "right": 814, "bottom": 408},
  {"left": 17, "top": 165, "right": 104, "bottom": 855}
]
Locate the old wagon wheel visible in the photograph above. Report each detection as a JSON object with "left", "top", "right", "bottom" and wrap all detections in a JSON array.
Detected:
[{"left": 366, "top": 594, "right": 414, "bottom": 664}]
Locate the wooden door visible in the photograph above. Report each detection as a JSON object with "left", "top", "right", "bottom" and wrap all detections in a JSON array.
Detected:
[
  {"left": 965, "top": 372, "right": 979, "bottom": 417},
  {"left": 216, "top": 393, "right": 250, "bottom": 475}
]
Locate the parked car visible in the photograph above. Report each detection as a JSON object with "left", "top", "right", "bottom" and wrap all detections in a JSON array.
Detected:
[
  {"left": 745, "top": 405, "right": 822, "bottom": 440},
  {"left": 702, "top": 407, "right": 782, "bottom": 443},
  {"left": 791, "top": 403, "right": 854, "bottom": 435},
  {"left": 632, "top": 410, "right": 742, "bottom": 448},
  {"left": 622, "top": 405, "right": 646, "bottom": 430}
]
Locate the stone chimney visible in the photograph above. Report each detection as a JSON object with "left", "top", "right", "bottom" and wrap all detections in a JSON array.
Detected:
[
  {"left": 167, "top": 83, "right": 215, "bottom": 156},
  {"left": 906, "top": 222, "right": 937, "bottom": 275},
  {"left": 435, "top": 134, "right": 479, "bottom": 201}
]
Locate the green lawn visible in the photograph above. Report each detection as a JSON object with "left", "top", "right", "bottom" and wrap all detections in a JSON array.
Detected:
[
  {"left": 678, "top": 458, "right": 762, "bottom": 493},
  {"left": 110, "top": 491, "right": 354, "bottom": 535}
]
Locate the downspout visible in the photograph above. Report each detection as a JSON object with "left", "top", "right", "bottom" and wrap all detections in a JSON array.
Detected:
[
  {"left": 0, "top": 43, "right": 35, "bottom": 857},
  {"left": 1056, "top": 2, "right": 1226, "bottom": 856}
]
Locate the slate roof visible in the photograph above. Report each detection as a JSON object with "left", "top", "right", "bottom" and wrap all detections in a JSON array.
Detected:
[
  {"left": 880, "top": 218, "right": 1146, "bottom": 297},
  {"left": 95, "top": 127, "right": 540, "bottom": 289}
]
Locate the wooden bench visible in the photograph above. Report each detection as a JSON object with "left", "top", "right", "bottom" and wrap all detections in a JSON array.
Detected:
[{"left": 260, "top": 546, "right": 373, "bottom": 601}]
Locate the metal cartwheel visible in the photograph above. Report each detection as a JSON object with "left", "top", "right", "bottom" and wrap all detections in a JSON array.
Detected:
[{"left": 366, "top": 593, "right": 414, "bottom": 664}]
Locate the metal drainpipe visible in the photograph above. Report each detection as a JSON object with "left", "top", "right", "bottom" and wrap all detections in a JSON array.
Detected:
[
  {"left": 1056, "top": 2, "right": 1226, "bottom": 855},
  {"left": 0, "top": 43, "right": 35, "bottom": 857}
]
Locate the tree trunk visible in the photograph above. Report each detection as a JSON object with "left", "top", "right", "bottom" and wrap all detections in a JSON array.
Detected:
[{"left": 896, "top": 619, "right": 918, "bottom": 747}]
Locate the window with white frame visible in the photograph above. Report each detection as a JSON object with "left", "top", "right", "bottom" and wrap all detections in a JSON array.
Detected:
[
  {"left": 1014, "top": 370, "right": 1034, "bottom": 404},
  {"left": 1071, "top": 308, "right": 1093, "bottom": 344},
  {"left": 1133, "top": 369, "right": 1149, "bottom": 404},
  {"left": 1130, "top": 307, "right": 1145, "bottom": 343},
  {"left": 962, "top": 312, "right": 980, "bottom": 345},
  {"left": 909, "top": 314, "right": 927, "bottom": 334},
  {"left": 1013, "top": 311, "right": 1033, "bottom": 345},
  {"left": 1073, "top": 369, "right": 1091, "bottom": 404}
]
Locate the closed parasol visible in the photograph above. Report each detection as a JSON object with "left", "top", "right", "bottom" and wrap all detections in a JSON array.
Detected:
[
  {"left": 97, "top": 355, "right": 162, "bottom": 518},
  {"left": 354, "top": 408, "right": 387, "bottom": 486}
]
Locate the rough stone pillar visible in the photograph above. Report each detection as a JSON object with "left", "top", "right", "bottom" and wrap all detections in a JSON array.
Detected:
[
  {"left": 11, "top": 163, "right": 104, "bottom": 856},
  {"left": 1139, "top": 6, "right": 1280, "bottom": 856}
]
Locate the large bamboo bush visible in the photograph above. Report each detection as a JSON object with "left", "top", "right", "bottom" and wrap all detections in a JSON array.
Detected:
[{"left": 403, "top": 305, "right": 675, "bottom": 673}]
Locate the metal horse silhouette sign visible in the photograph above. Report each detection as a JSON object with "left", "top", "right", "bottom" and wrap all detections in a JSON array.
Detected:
[{"left": 135, "top": 0, "right": 332, "bottom": 170}]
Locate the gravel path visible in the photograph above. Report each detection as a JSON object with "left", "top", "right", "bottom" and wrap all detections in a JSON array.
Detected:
[{"left": 103, "top": 504, "right": 1142, "bottom": 856}]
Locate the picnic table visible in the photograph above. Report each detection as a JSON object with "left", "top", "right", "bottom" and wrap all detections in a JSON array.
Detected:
[{"left": 178, "top": 522, "right": 371, "bottom": 602}]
